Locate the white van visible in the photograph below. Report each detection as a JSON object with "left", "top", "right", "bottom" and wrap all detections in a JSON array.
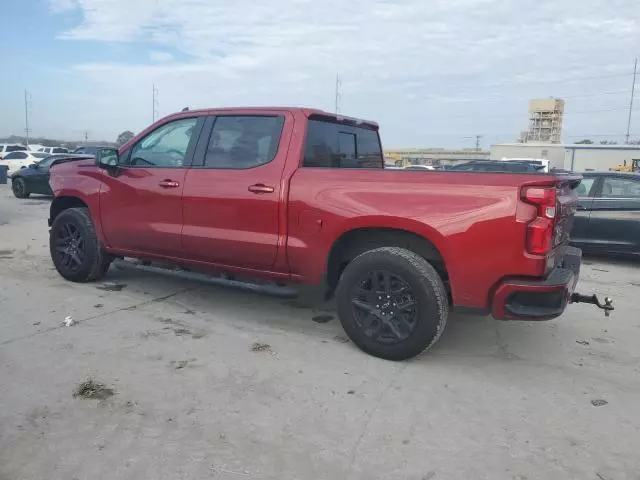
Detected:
[{"left": 501, "top": 157, "right": 550, "bottom": 173}]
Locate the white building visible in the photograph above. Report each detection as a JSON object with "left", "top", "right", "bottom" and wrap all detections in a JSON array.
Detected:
[{"left": 491, "top": 143, "right": 640, "bottom": 172}]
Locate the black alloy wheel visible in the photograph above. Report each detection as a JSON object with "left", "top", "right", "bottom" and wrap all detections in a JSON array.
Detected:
[
  {"left": 350, "top": 270, "right": 418, "bottom": 345},
  {"left": 12, "top": 177, "right": 29, "bottom": 198},
  {"left": 52, "top": 221, "right": 86, "bottom": 273}
]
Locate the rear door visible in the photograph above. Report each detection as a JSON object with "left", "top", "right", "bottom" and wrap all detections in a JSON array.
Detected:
[
  {"left": 181, "top": 113, "right": 291, "bottom": 269},
  {"left": 583, "top": 175, "right": 640, "bottom": 254},
  {"left": 99, "top": 116, "right": 204, "bottom": 258},
  {"left": 570, "top": 176, "right": 598, "bottom": 245}
]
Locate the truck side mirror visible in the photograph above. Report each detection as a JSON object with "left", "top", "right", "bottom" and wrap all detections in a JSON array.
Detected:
[{"left": 95, "top": 148, "right": 120, "bottom": 170}]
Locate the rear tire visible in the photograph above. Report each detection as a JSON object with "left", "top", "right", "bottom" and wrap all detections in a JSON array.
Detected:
[
  {"left": 336, "top": 247, "right": 448, "bottom": 360},
  {"left": 12, "top": 177, "right": 29, "bottom": 198},
  {"left": 50, "top": 207, "right": 112, "bottom": 282}
]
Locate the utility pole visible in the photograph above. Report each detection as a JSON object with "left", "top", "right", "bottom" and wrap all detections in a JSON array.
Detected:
[
  {"left": 626, "top": 58, "right": 637, "bottom": 144},
  {"left": 152, "top": 83, "right": 159, "bottom": 122},
  {"left": 334, "top": 74, "right": 341, "bottom": 115},
  {"left": 475, "top": 134, "right": 483, "bottom": 151},
  {"left": 24, "top": 89, "right": 31, "bottom": 147}
]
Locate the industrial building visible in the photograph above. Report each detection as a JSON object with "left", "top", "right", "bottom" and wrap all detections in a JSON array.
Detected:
[
  {"left": 490, "top": 142, "right": 640, "bottom": 172},
  {"left": 384, "top": 148, "right": 490, "bottom": 168},
  {"left": 518, "top": 98, "right": 565, "bottom": 144}
]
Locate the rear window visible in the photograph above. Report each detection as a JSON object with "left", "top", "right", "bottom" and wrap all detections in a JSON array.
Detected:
[
  {"left": 303, "top": 119, "right": 383, "bottom": 168},
  {"left": 6, "top": 145, "right": 27, "bottom": 153},
  {"left": 52, "top": 147, "right": 68, "bottom": 153}
]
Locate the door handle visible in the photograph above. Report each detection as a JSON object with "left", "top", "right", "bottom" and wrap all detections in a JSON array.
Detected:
[
  {"left": 248, "top": 184, "right": 275, "bottom": 194},
  {"left": 159, "top": 179, "right": 180, "bottom": 188}
]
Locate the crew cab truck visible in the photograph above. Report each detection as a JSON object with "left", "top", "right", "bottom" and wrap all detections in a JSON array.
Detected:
[{"left": 48, "top": 107, "right": 611, "bottom": 360}]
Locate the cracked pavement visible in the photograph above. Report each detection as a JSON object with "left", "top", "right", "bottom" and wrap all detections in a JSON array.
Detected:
[{"left": 1, "top": 184, "right": 640, "bottom": 480}]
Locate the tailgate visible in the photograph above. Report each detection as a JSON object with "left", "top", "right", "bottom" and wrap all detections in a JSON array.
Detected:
[{"left": 550, "top": 175, "right": 581, "bottom": 267}]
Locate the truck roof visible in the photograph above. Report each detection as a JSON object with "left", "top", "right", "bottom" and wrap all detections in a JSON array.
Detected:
[{"left": 160, "top": 107, "right": 379, "bottom": 128}]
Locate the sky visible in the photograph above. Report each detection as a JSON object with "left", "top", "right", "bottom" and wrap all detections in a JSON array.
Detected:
[{"left": 1, "top": 0, "right": 639, "bottom": 148}]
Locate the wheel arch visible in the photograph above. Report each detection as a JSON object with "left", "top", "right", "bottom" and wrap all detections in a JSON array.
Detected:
[
  {"left": 326, "top": 225, "right": 451, "bottom": 298},
  {"left": 49, "top": 196, "right": 89, "bottom": 226}
]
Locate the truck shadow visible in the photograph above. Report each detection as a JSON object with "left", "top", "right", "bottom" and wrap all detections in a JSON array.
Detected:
[{"left": 103, "top": 260, "right": 555, "bottom": 362}]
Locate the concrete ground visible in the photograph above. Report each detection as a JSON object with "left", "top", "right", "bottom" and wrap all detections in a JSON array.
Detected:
[{"left": 1, "top": 183, "right": 639, "bottom": 480}]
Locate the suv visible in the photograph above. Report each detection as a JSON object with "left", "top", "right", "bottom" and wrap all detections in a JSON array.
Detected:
[
  {"left": 47, "top": 107, "right": 611, "bottom": 360},
  {"left": 38, "top": 147, "right": 69, "bottom": 154}
]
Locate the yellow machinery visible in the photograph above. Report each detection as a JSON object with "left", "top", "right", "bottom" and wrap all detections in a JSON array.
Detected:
[{"left": 611, "top": 159, "right": 640, "bottom": 172}]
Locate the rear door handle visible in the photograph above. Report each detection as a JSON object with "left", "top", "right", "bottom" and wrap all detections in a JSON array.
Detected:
[
  {"left": 248, "top": 184, "right": 275, "bottom": 194},
  {"left": 159, "top": 179, "right": 180, "bottom": 188}
]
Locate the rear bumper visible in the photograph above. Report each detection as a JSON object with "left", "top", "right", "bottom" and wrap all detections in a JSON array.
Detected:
[{"left": 491, "top": 246, "right": 581, "bottom": 320}]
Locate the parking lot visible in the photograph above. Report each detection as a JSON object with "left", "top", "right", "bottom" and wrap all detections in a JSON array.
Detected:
[{"left": 1, "top": 183, "right": 639, "bottom": 480}]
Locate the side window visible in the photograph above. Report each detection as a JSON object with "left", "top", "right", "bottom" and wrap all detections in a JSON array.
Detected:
[
  {"left": 575, "top": 177, "right": 596, "bottom": 197},
  {"left": 203, "top": 116, "right": 284, "bottom": 169},
  {"left": 303, "top": 119, "right": 383, "bottom": 168},
  {"left": 5, "top": 152, "right": 28, "bottom": 160},
  {"left": 600, "top": 177, "right": 640, "bottom": 198},
  {"left": 127, "top": 117, "right": 198, "bottom": 167}
]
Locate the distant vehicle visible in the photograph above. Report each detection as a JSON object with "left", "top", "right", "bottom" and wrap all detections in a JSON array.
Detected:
[
  {"left": 572, "top": 172, "right": 640, "bottom": 256},
  {"left": 404, "top": 165, "right": 435, "bottom": 170},
  {"left": 72, "top": 145, "right": 110, "bottom": 156},
  {"left": 10, "top": 154, "right": 90, "bottom": 198},
  {"left": 449, "top": 160, "right": 545, "bottom": 173},
  {"left": 0, "top": 144, "right": 27, "bottom": 159},
  {"left": 501, "top": 157, "right": 551, "bottom": 172},
  {"left": 37, "top": 146, "right": 69, "bottom": 154},
  {"left": 610, "top": 159, "right": 640, "bottom": 173},
  {"left": 0, "top": 150, "right": 48, "bottom": 176}
]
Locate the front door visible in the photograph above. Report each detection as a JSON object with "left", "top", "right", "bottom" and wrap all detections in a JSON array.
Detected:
[
  {"left": 181, "top": 113, "right": 291, "bottom": 270},
  {"left": 570, "top": 176, "right": 597, "bottom": 245},
  {"left": 99, "top": 116, "right": 203, "bottom": 258}
]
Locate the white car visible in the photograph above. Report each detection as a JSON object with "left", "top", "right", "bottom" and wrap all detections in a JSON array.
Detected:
[
  {"left": 37, "top": 146, "right": 69, "bottom": 154},
  {"left": 0, "top": 150, "right": 49, "bottom": 177},
  {"left": 0, "top": 144, "right": 27, "bottom": 159}
]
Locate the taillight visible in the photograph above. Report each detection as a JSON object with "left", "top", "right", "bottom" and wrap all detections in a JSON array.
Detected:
[{"left": 522, "top": 186, "right": 557, "bottom": 255}]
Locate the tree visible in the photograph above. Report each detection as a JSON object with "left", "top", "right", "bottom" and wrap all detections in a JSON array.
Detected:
[
  {"left": 116, "top": 130, "right": 135, "bottom": 146},
  {"left": 575, "top": 139, "right": 593, "bottom": 144}
]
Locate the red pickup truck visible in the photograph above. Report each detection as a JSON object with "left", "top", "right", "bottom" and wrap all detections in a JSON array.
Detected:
[{"left": 48, "top": 107, "right": 611, "bottom": 360}]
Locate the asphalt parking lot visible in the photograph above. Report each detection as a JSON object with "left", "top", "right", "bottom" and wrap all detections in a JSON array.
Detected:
[{"left": 1, "top": 183, "right": 639, "bottom": 480}]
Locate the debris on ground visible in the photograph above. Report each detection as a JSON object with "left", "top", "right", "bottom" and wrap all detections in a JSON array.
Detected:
[
  {"left": 251, "top": 342, "right": 272, "bottom": 353},
  {"left": 63, "top": 316, "right": 76, "bottom": 327},
  {"left": 347, "top": 390, "right": 355, "bottom": 395},
  {"left": 576, "top": 340, "right": 590, "bottom": 346},
  {"left": 312, "top": 314, "right": 334, "bottom": 323},
  {"left": 73, "top": 378, "right": 115, "bottom": 400},
  {"left": 591, "top": 399, "right": 608, "bottom": 407},
  {"left": 172, "top": 328, "right": 191, "bottom": 336},
  {"left": 93, "top": 304, "right": 104, "bottom": 308},
  {"left": 96, "top": 282, "right": 127, "bottom": 292}
]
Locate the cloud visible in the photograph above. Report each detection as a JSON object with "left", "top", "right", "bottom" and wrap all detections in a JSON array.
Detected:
[
  {"left": 31, "top": 0, "right": 640, "bottom": 145},
  {"left": 149, "top": 51, "right": 174, "bottom": 63}
]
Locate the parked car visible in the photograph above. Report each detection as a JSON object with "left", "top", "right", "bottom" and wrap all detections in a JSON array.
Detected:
[
  {"left": 449, "top": 160, "right": 545, "bottom": 173},
  {"left": 500, "top": 157, "right": 551, "bottom": 173},
  {"left": 404, "top": 165, "right": 435, "bottom": 170},
  {"left": 37, "top": 146, "right": 69, "bottom": 154},
  {"left": 47, "top": 107, "right": 609, "bottom": 360},
  {"left": 571, "top": 172, "right": 640, "bottom": 256},
  {"left": 10, "top": 154, "right": 89, "bottom": 198},
  {"left": 0, "top": 150, "right": 49, "bottom": 176},
  {"left": 0, "top": 144, "right": 27, "bottom": 159},
  {"left": 72, "top": 145, "right": 110, "bottom": 156}
]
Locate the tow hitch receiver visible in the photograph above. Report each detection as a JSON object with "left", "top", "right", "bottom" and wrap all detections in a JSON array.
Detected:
[{"left": 571, "top": 293, "right": 614, "bottom": 317}]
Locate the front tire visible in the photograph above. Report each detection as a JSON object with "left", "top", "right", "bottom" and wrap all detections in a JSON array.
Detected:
[
  {"left": 12, "top": 177, "right": 29, "bottom": 198},
  {"left": 336, "top": 247, "right": 448, "bottom": 361},
  {"left": 49, "top": 207, "right": 112, "bottom": 282}
]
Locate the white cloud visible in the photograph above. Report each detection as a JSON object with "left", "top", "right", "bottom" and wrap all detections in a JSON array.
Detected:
[
  {"left": 149, "top": 51, "right": 174, "bottom": 63},
  {"left": 15, "top": 0, "right": 640, "bottom": 145}
]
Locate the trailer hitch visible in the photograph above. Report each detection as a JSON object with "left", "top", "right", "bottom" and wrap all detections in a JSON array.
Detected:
[{"left": 571, "top": 293, "right": 614, "bottom": 317}]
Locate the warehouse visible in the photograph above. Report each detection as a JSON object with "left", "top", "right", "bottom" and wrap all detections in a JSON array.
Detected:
[{"left": 490, "top": 143, "right": 640, "bottom": 172}]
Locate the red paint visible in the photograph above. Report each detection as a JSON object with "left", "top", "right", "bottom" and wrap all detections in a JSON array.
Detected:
[{"left": 50, "top": 107, "right": 582, "bottom": 317}]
